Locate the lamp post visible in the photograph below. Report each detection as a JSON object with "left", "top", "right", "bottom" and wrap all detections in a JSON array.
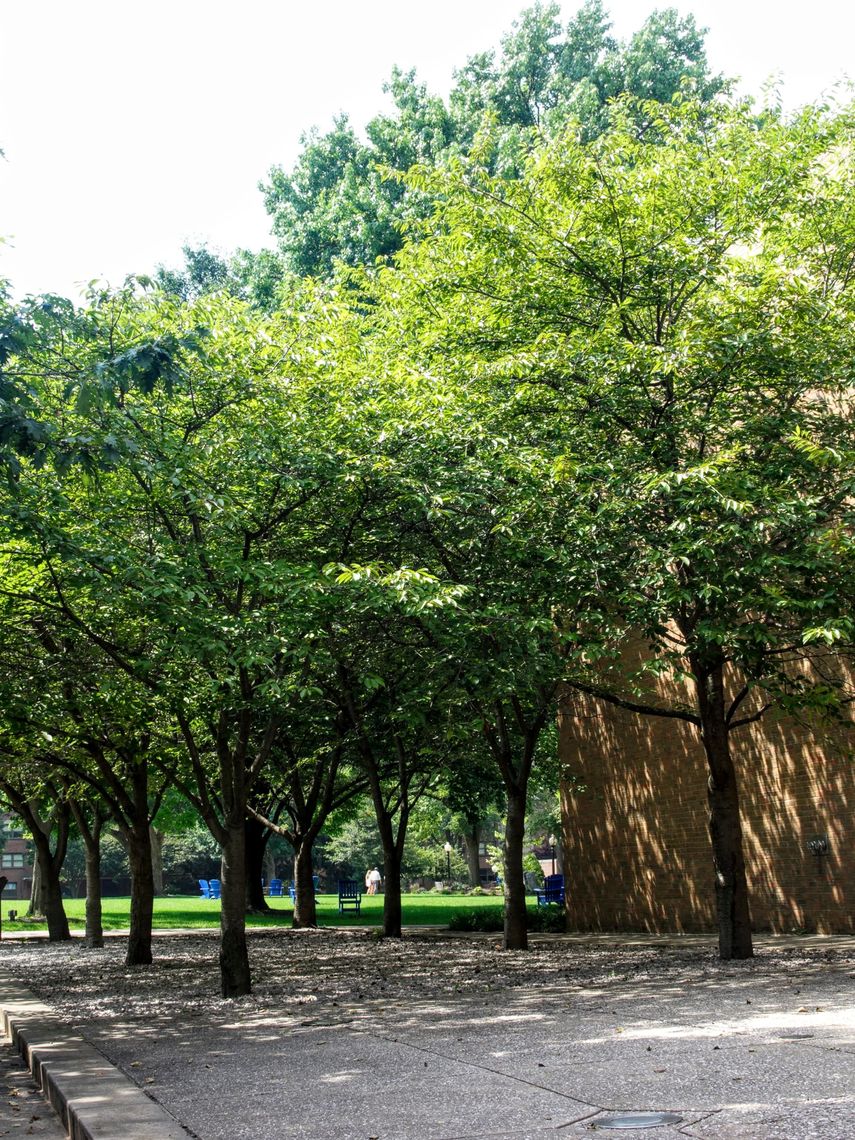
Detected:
[
  {"left": 548, "top": 835, "right": 556, "bottom": 876},
  {"left": 444, "top": 841, "right": 452, "bottom": 884}
]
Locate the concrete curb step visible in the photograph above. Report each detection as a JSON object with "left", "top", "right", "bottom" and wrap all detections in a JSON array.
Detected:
[{"left": 0, "top": 973, "right": 189, "bottom": 1140}]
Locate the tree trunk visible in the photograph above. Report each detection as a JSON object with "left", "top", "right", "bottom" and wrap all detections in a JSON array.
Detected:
[
  {"left": 26, "top": 856, "right": 43, "bottom": 918},
  {"left": 41, "top": 867, "right": 71, "bottom": 941},
  {"left": 382, "top": 845, "right": 403, "bottom": 939},
  {"left": 503, "top": 782, "right": 528, "bottom": 951},
  {"left": 125, "top": 821, "right": 155, "bottom": 966},
  {"left": 219, "top": 821, "right": 252, "bottom": 997},
  {"left": 244, "top": 817, "right": 271, "bottom": 914},
  {"left": 292, "top": 838, "right": 318, "bottom": 928},
  {"left": 695, "top": 661, "right": 753, "bottom": 960},
  {"left": 150, "top": 826, "right": 165, "bottom": 896},
  {"left": 83, "top": 840, "right": 104, "bottom": 948},
  {"left": 26, "top": 805, "right": 70, "bottom": 942},
  {"left": 262, "top": 845, "right": 276, "bottom": 887},
  {"left": 463, "top": 822, "right": 481, "bottom": 887}
]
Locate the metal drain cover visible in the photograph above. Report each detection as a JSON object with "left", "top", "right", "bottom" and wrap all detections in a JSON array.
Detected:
[{"left": 592, "top": 1112, "right": 684, "bottom": 1130}]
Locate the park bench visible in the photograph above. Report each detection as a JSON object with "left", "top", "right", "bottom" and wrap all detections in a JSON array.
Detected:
[
  {"left": 337, "top": 879, "right": 362, "bottom": 914},
  {"left": 534, "top": 874, "right": 564, "bottom": 907}
]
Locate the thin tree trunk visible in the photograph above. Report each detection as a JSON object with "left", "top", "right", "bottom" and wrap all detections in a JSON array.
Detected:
[
  {"left": 150, "top": 825, "right": 165, "bottom": 896},
  {"left": 23, "top": 800, "right": 70, "bottom": 942},
  {"left": 26, "top": 855, "right": 43, "bottom": 918},
  {"left": 503, "top": 782, "right": 528, "bottom": 951},
  {"left": 463, "top": 822, "right": 481, "bottom": 887},
  {"left": 219, "top": 821, "right": 252, "bottom": 997},
  {"left": 292, "top": 837, "right": 318, "bottom": 928},
  {"left": 69, "top": 801, "right": 106, "bottom": 949},
  {"left": 695, "top": 661, "right": 753, "bottom": 960},
  {"left": 245, "top": 817, "right": 271, "bottom": 914},
  {"left": 262, "top": 845, "right": 276, "bottom": 887},
  {"left": 83, "top": 839, "right": 104, "bottom": 948}
]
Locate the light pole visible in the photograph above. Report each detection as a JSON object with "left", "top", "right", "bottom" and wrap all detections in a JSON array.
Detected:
[
  {"left": 549, "top": 834, "right": 556, "bottom": 877},
  {"left": 444, "top": 841, "right": 452, "bottom": 884}
]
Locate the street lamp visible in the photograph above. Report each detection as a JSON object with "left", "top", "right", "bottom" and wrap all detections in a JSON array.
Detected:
[
  {"left": 548, "top": 834, "right": 556, "bottom": 876},
  {"left": 443, "top": 841, "right": 452, "bottom": 884}
]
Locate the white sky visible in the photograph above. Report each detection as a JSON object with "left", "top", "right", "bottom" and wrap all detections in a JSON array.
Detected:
[{"left": 1, "top": 0, "right": 853, "bottom": 300}]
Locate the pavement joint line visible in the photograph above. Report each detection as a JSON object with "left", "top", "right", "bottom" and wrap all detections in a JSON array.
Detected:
[
  {"left": 367, "top": 1023, "right": 604, "bottom": 1112},
  {"left": 0, "top": 971, "right": 191, "bottom": 1140}
]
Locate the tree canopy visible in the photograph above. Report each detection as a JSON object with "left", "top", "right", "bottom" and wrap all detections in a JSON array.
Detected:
[{"left": 1, "top": 4, "right": 853, "bottom": 990}]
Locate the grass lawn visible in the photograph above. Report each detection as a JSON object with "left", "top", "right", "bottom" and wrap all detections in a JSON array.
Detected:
[{"left": 1, "top": 892, "right": 506, "bottom": 933}]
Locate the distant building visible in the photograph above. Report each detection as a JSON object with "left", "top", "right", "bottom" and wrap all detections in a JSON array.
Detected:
[{"left": 1, "top": 821, "right": 34, "bottom": 901}]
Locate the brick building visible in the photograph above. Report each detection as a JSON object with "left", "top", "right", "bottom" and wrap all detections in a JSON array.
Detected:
[
  {"left": 1, "top": 827, "right": 34, "bottom": 902},
  {"left": 559, "top": 659, "right": 854, "bottom": 935}
]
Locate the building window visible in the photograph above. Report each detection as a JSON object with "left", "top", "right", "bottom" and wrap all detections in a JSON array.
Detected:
[{"left": 0, "top": 853, "right": 25, "bottom": 868}]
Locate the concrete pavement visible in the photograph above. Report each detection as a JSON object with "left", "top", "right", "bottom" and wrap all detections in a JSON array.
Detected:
[{"left": 1, "top": 933, "right": 854, "bottom": 1138}]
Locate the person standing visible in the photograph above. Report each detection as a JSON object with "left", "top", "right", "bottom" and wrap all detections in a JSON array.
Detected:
[{"left": 368, "top": 867, "right": 382, "bottom": 895}]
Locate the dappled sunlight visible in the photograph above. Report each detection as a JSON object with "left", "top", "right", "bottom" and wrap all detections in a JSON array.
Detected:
[
  {"left": 316, "top": 1071, "right": 361, "bottom": 1084},
  {"left": 615, "top": 1002, "right": 855, "bottom": 1043},
  {"left": 560, "top": 653, "right": 855, "bottom": 936}
]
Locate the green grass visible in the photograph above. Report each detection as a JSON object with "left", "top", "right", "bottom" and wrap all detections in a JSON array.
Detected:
[{"left": 0, "top": 891, "right": 507, "bottom": 934}]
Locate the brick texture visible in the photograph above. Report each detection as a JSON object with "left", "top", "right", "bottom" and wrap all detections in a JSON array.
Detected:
[{"left": 558, "top": 659, "right": 854, "bottom": 935}]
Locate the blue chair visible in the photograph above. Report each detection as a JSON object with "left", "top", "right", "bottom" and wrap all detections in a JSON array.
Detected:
[
  {"left": 288, "top": 877, "right": 318, "bottom": 901},
  {"left": 208, "top": 879, "right": 221, "bottom": 899},
  {"left": 534, "top": 874, "right": 564, "bottom": 907},
  {"left": 268, "top": 878, "right": 284, "bottom": 897},
  {"left": 198, "top": 879, "right": 211, "bottom": 898},
  {"left": 337, "top": 879, "right": 362, "bottom": 914}
]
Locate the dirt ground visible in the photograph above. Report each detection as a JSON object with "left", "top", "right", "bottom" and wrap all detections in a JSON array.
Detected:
[{"left": 1, "top": 927, "right": 853, "bottom": 1028}]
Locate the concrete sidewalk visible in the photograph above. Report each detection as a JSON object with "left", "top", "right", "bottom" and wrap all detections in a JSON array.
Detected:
[{"left": 1, "top": 934, "right": 854, "bottom": 1138}]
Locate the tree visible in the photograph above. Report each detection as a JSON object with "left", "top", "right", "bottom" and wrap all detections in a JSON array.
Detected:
[
  {"left": 387, "top": 95, "right": 855, "bottom": 958},
  {"left": 0, "top": 589, "right": 175, "bottom": 965},
  {"left": 0, "top": 768, "right": 71, "bottom": 941},
  {"left": 247, "top": 708, "right": 366, "bottom": 927},
  {"left": 0, "top": 285, "right": 346, "bottom": 992},
  {"left": 260, "top": 3, "right": 723, "bottom": 279}
]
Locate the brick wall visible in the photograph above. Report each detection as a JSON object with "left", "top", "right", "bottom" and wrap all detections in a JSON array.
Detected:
[
  {"left": 559, "top": 659, "right": 854, "bottom": 935},
  {"left": 0, "top": 836, "right": 34, "bottom": 901}
]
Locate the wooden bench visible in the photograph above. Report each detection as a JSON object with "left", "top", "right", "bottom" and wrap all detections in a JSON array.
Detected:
[
  {"left": 337, "top": 879, "right": 362, "bottom": 914},
  {"left": 534, "top": 874, "right": 564, "bottom": 907}
]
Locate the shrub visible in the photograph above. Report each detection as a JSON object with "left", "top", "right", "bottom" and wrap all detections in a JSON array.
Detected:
[
  {"left": 527, "top": 905, "right": 567, "bottom": 933},
  {"left": 447, "top": 905, "right": 567, "bottom": 933},
  {"left": 448, "top": 907, "right": 505, "bottom": 932}
]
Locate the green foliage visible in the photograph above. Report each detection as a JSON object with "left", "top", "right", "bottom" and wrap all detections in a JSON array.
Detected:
[
  {"left": 261, "top": 3, "right": 724, "bottom": 279},
  {"left": 448, "top": 905, "right": 505, "bottom": 931},
  {"left": 389, "top": 94, "right": 855, "bottom": 721},
  {"left": 526, "top": 904, "right": 567, "bottom": 933},
  {"left": 447, "top": 903, "right": 566, "bottom": 932}
]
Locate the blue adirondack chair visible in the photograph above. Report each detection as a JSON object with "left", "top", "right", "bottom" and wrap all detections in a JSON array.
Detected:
[
  {"left": 208, "top": 878, "right": 221, "bottom": 899},
  {"left": 535, "top": 874, "right": 564, "bottom": 907},
  {"left": 268, "top": 878, "right": 284, "bottom": 897},
  {"left": 198, "top": 879, "right": 211, "bottom": 898}
]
